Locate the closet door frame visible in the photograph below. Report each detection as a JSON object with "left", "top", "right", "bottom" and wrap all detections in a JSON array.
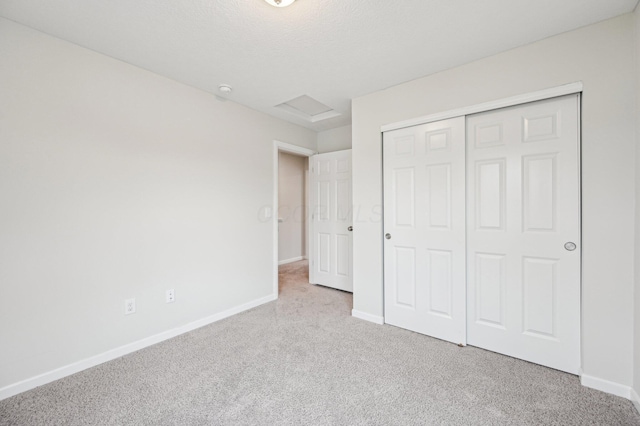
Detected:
[{"left": 380, "top": 83, "right": 583, "bottom": 372}]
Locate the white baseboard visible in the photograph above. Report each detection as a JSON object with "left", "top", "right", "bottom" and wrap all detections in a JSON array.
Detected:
[
  {"left": 631, "top": 388, "right": 640, "bottom": 414},
  {"left": 0, "top": 293, "right": 277, "bottom": 401},
  {"left": 351, "top": 309, "right": 384, "bottom": 325},
  {"left": 278, "top": 256, "right": 304, "bottom": 265},
  {"left": 581, "top": 373, "right": 631, "bottom": 399}
]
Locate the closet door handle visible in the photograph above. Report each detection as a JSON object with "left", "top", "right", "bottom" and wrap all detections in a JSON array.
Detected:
[
  {"left": 385, "top": 233, "right": 392, "bottom": 240},
  {"left": 348, "top": 226, "right": 353, "bottom": 232}
]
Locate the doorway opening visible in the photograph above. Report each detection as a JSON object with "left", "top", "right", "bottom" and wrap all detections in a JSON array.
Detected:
[
  {"left": 272, "top": 141, "right": 315, "bottom": 296},
  {"left": 278, "top": 151, "right": 309, "bottom": 292}
]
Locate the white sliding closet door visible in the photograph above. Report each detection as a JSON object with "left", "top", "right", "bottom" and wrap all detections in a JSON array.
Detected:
[
  {"left": 466, "top": 95, "right": 580, "bottom": 374},
  {"left": 383, "top": 117, "right": 467, "bottom": 345}
]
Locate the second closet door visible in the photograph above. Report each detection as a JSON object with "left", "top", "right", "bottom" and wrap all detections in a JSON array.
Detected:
[{"left": 466, "top": 95, "right": 581, "bottom": 374}]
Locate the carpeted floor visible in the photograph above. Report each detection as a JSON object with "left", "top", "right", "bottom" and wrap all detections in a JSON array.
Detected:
[{"left": 1, "top": 260, "right": 639, "bottom": 425}]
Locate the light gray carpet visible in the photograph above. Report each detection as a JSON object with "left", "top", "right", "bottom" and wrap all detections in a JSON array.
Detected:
[{"left": 1, "top": 260, "right": 639, "bottom": 425}]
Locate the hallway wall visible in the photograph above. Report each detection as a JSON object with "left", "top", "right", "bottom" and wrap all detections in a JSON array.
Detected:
[{"left": 278, "top": 152, "right": 307, "bottom": 263}]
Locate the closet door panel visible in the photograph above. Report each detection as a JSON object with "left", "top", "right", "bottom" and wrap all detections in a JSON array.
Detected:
[
  {"left": 383, "top": 117, "right": 466, "bottom": 345},
  {"left": 466, "top": 94, "right": 580, "bottom": 374}
]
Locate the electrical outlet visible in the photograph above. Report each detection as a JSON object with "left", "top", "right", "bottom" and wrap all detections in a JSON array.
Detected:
[
  {"left": 125, "top": 298, "right": 136, "bottom": 315},
  {"left": 166, "top": 289, "right": 175, "bottom": 303}
]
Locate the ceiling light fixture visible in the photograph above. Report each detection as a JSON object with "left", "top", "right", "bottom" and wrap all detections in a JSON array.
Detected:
[
  {"left": 264, "top": 0, "right": 295, "bottom": 7},
  {"left": 218, "top": 84, "right": 232, "bottom": 94}
]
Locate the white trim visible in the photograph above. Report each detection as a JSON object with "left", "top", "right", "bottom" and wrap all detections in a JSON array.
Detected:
[
  {"left": 381, "top": 82, "right": 583, "bottom": 132},
  {"left": 580, "top": 373, "right": 631, "bottom": 399},
  {"left": 273, "top": 140, "right": 317, "bottom": 296},
  {"left": 305, "top": 169, "right": 310, "bottom": 273},
  {"left": 278, "top": 256, "right": 305, "bottom": 265},
  {"left": 275, "top": 140, "right": 316, "bottom": 156},
  {"left": 630, "top": 388, "right": 640, "bottom": 414},
  {"left": 0, "top": 293, "right": 277, "bottom": 401},
  {"left": 351, "top": 309, "right": 385, "bottom": 325}
]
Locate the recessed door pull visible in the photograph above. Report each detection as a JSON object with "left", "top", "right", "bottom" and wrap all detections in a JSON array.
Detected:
[
  {"left": 385, "top": 233, "right": 391, "bottom": 240},
  {"left": 564, "top": 242, "right": 577, "bottom": 251}
]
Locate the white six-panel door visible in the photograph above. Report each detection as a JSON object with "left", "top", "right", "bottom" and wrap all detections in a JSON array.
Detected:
[
  {"left": 382, "top": 95, "right": 580, "bottom": 374},
  {"left": 310, "top": 150, "right": 353, "bottom": 292},
  {"left": 466, "top": 95, "right": 580, "bottom": 374},
  {"left": 383, "top": 117, "right": 467, "bottom": 345}
]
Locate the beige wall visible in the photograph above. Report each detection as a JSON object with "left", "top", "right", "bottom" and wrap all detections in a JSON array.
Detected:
[
  {"left": 352, "top": 14, "right": 636, "bottom": 389},
  {"left": 278, "top": 152, "right": 307, "bottom": 262},
  {"left": 0, "top": 18, "right": 316, "bottom": 391},
  {"left": 317, "top": 125, "right": 352, "bottom": 153}
]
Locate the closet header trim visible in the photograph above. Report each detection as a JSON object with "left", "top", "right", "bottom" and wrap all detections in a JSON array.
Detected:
[{"left": 380, "top": 82, "right": 583, "bottom": 133}]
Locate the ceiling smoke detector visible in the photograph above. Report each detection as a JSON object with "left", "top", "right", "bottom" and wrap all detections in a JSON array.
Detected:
[
  {"left": 264, "top": 0, "right": 296, "bottom": 7},
  {"left": 218, "top": 84, "right": 232, "bottom": 94}
]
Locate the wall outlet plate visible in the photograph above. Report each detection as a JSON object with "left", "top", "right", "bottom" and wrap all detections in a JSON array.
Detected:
[
  {"left": 125, "top": 298, "right": 136, "bottom": 315},
  {"left": 166, "top": 289, "right": 175, "bottom": 303}
]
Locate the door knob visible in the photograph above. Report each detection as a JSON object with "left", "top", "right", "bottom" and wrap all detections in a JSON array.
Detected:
[
  {"left": 385, "top": 233, "right": 392, "bottom": 240},
  {"left": 348, "top": 226, "right": 353, "bottom": 232},
  {"left": 564, "top": 242, "right": 577, "bottom": 251}
]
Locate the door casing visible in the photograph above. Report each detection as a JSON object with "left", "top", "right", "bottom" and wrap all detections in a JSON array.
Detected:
[
  {"left": 380, "top": 87, "right": 582, "bottom": 373},
  {"left": 272, "top": 140, "right": 316, "bottom": 297}
]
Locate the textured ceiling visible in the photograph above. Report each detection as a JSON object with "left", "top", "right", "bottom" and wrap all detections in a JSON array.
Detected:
[{"left": 0, "top": 0, "right": 637, "bottom": 131}]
